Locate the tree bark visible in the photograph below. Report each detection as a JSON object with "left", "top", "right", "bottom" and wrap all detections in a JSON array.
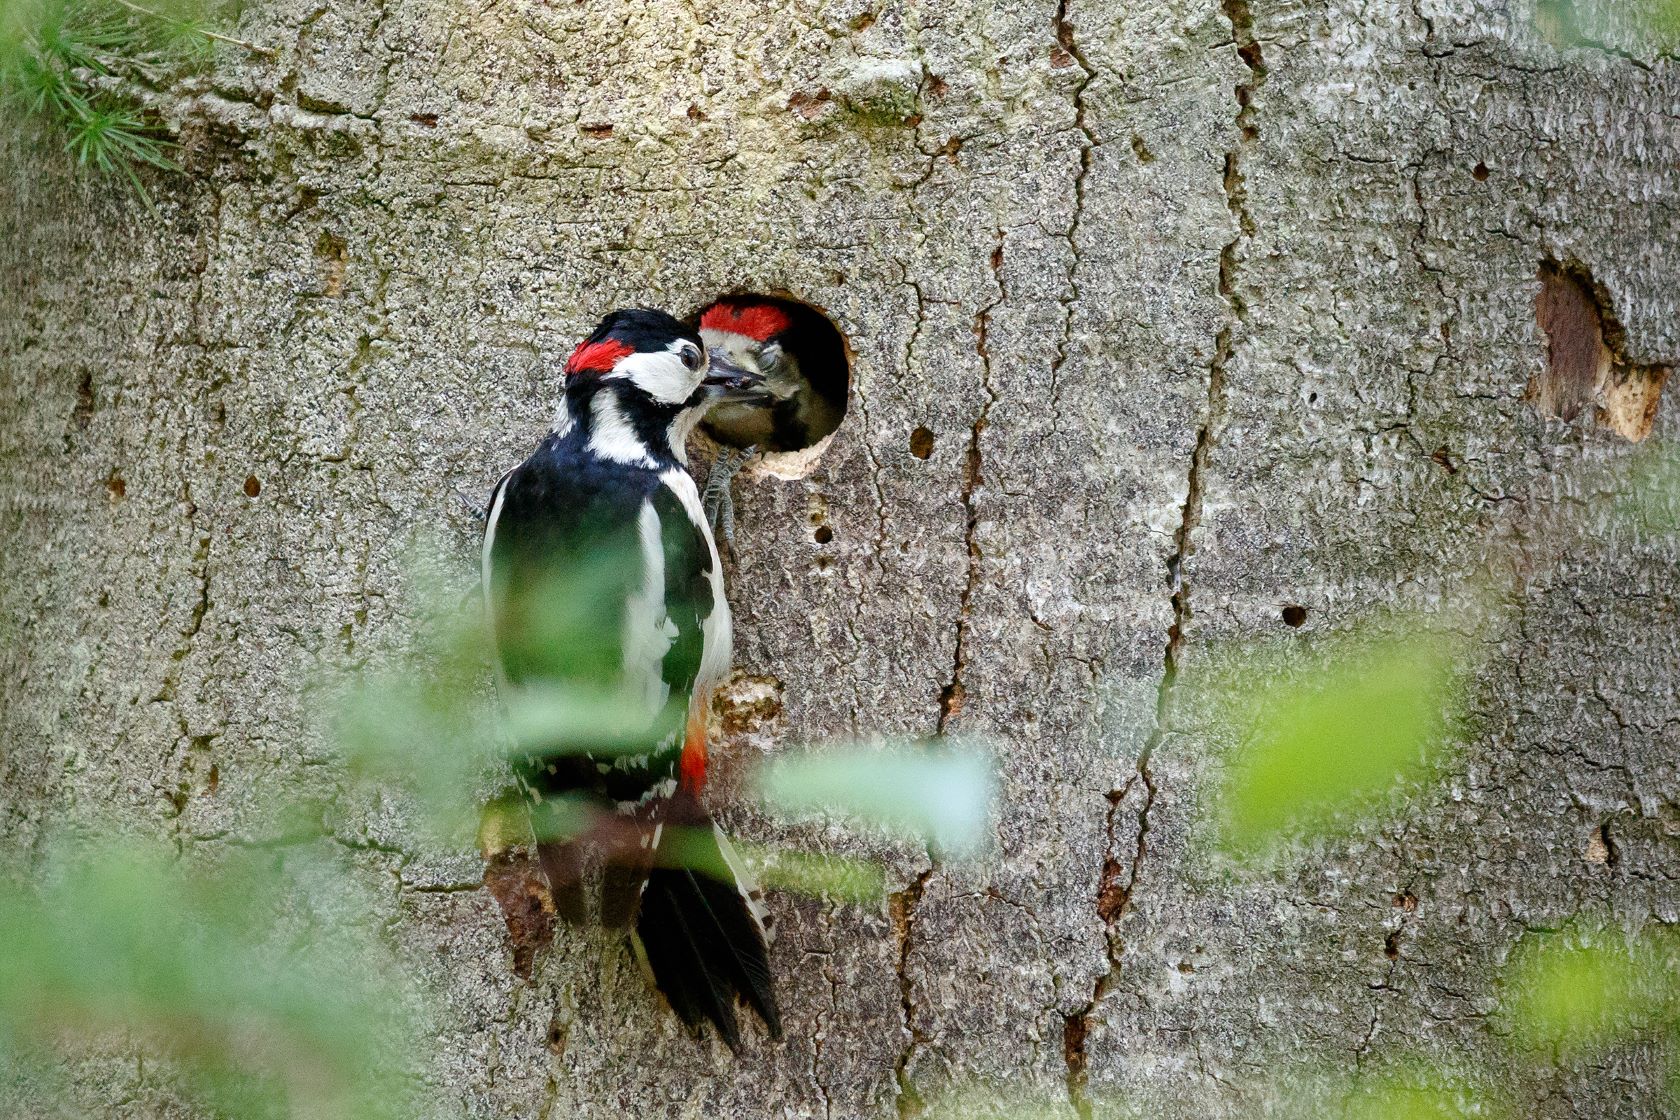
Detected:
[{"left": 3, "top": 0, "right": 1678, "bottom": 1116}]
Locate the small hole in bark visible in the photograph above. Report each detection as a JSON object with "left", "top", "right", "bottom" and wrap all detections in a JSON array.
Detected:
[
  {"left": 105, "top": 472, "right": 126, "bottom": 499},
  {"left": 813, "top": 525, "right": 833, "bottom": 544},
  {"left": 1281, "top": 604, "right": 1308, "bottom": 627},
  {"left": 243, "top": 474, "right": 262, "bottom": 497},
  {"left": 1472, "top": 162, "right": 1490, "bottom": 181},
  {"left": 691, "top": 292, "right": 851, "bottom": 463},
  {"left": 910, "top": 426, "right": 935, "bottom": 459},
  {"left": 1383, "top": 930, "right": 1402, "bottom": 959}
]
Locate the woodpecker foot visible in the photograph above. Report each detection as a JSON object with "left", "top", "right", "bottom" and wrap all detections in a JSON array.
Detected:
[
  {"left": 456, "top": 488, "right": 488, "bottom": 523},
  {"left": 702, "top": 446, "right": 756, "bottom": 547}
]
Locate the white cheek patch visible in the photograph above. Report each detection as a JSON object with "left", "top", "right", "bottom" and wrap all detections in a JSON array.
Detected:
[
  {"left": 588, "top": 393, "right": 655, "bottom": 466},
  {"left": 612, "top": 343, "right": 702, "bottom": 406}
]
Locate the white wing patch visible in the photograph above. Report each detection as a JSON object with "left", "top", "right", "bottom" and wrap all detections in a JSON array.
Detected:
[
  {"left": 620, "top": 499, "right": 678, "bottom": 722},
  {"left": 658, "top": 468, "right": 731, "bottom": 703},
  {"left": 479, "top": 469, "right": 515, "bottom": 695}
]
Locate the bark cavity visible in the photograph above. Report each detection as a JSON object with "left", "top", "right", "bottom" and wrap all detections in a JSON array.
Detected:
[{"left": 1530, "top": 259, "right": 1669, "bottom": 442}]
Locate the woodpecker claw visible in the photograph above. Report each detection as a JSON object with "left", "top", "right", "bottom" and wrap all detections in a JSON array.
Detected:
[
  {"left": 702, "top": 446, "right": 756, "bottom": 547},
  {"left": 456, "top": 488, "right": 488, "bottom": 523}
]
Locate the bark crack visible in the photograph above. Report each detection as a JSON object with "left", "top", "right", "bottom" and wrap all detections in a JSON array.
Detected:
[
  {"left": 891, "top": 866, "right": 934, "bottom": 1120},
  {"left": 848, "top": 368, "right": 893, "bottom": 578},
  {"left": 1049, "top": 0, "right": 1098, "bottom": 432},
  {"left": 1065, "top": 6, "right": 1266, "bottom": 1108},
  {"left": 936, "top": 228, "right": 1005, "bottom": 731},
  {"left": 896, "top": 228, "right": 1005, "bottom": 1120}
]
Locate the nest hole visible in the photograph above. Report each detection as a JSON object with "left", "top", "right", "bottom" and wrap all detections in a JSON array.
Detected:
[{"left": 689, "top": 292, "right": 852, "bottom": 475}]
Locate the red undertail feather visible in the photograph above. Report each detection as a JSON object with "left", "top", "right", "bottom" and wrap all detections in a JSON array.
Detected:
[{"left": 679, "top": 710, "right": 708, "bottom": 793}]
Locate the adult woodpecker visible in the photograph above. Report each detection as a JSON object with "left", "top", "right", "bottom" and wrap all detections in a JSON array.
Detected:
[
  {"left": 480, "top": 307, "right": 781, "bottom": 1049},
  {"left": 695, "top": 295, "right": 849, "bottom": 541}
]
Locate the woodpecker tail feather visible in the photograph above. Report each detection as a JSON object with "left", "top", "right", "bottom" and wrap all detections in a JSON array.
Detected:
[{"left": 632, "top": 808, "right": 781, "bottom": 1051}]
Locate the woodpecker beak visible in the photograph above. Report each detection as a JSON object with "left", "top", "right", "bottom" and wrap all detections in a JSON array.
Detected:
[{"left": 703, "top": 348, "right": 767, "bottom": 399}]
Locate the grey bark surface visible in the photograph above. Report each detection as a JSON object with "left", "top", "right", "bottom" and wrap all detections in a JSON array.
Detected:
[{"left": 3, "top": 0, "right": 1678, "bottom": 1116}]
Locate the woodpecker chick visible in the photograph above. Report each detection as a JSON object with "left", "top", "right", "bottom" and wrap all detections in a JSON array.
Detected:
[
  {"left": 480, "top": 308, "right": 780, "bottom": 1050},
  {"left": 695, "top": 296, "right": 848, "bottom": 542}
]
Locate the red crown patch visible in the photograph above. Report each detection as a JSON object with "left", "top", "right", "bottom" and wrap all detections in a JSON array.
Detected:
[{"left": 700, "top": 303, "right": 792, "bottom": 342}]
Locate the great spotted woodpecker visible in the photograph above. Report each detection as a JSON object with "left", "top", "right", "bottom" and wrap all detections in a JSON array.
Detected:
[
  {"left": 694, "top": 296, "right": 849, "bottom": 541},
  {"left": 480, "top": 308, "right": 781, "bottom": 1049}
]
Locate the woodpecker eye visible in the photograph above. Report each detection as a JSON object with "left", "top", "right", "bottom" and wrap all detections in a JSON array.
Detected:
[{"left": 680, "top": 344, "right": 703, "bottom": 372}]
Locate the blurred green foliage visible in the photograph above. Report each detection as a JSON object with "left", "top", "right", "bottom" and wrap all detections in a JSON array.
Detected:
[
  {"left": 1505, "top": 928, "right": 1680, "bottom": 1054},
  {"left": 758, "top": 745, "right": 995, "bottom": 859},
  {"left": 0, "top": 838, "right": 427, "bottom": 1119},
  {"left": 335, "top": 549, "right": 998, "bottom": 869},
  {"left": 6, "top": 428, "right": 1678, "bottom": 1114},
  {"left": 1198, "top": 621, "right": 1467, "bottom": 860},
  {"left": 1538, "top": 0, "right": 1680, "bottom": 49},
  {"left": 1614, "top": 438, "right": 1680, "bottom": 536}
]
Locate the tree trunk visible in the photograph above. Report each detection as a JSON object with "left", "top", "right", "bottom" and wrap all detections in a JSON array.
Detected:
[{"left": 3, "top": 0, "right": 1677, "bottom": 1116}]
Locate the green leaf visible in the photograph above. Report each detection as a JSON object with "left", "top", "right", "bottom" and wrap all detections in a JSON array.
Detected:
[
  {"left": 757, "top": 745, "right": 995, "bottom": 857},
  {"left": 751, "top": 844, "right": 887, "bottom": 904},
  {"left": 1503, "top": 929, "right": 1679, "bottom": 1052},
  {"left": 1203, "top": 622, "right": 1466, "bottom": 858}
]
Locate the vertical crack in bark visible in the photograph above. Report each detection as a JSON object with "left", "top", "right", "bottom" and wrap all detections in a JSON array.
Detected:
[
  {"left": 848, "top": 369, "right": 893, "bottom": 577},
  {"left": 891, "top": 867, "right": 934, "bottom": 1120},
  {"left": 811, "top": 904, "right": 838, "bottom": 1120},
  {"left": 1065, "top": 8, "right": 1266, "bottom": 1110},
  {"left": 894, "top": 229, "right": 1006, "bottom": 1120},
  {"left": 937, "top": 228, "right": 1006, "bottom": 732},
  {"left": 1049, "top": 0, "right": 1098, "bottom": 433}
]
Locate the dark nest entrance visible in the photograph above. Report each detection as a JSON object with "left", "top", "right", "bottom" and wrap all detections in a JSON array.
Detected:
[{"left": 689, "top": 293, "right": 851, "bottom": 473}]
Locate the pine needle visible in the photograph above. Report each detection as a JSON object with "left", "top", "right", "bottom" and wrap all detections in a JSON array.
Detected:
[{"left": 1, "top": 0, "right": 265, "bottom": 202}]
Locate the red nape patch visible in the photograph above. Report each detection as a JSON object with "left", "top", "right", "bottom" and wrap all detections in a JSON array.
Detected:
[
  {"left": 565, "top": 337, "right": 633, "bottom": 376},
  {"left": 700, "top": 302, "right": 791, "bottom": 342}
]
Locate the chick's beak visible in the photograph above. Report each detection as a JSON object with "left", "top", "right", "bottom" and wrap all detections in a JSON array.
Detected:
[{"left": 702, "top": 348, "right": 767, "bottom": 399}]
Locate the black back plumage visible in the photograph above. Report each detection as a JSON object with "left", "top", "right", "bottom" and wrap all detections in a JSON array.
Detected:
[{"left": 486, "top": 427, "right": 710, "bottom": 803}]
